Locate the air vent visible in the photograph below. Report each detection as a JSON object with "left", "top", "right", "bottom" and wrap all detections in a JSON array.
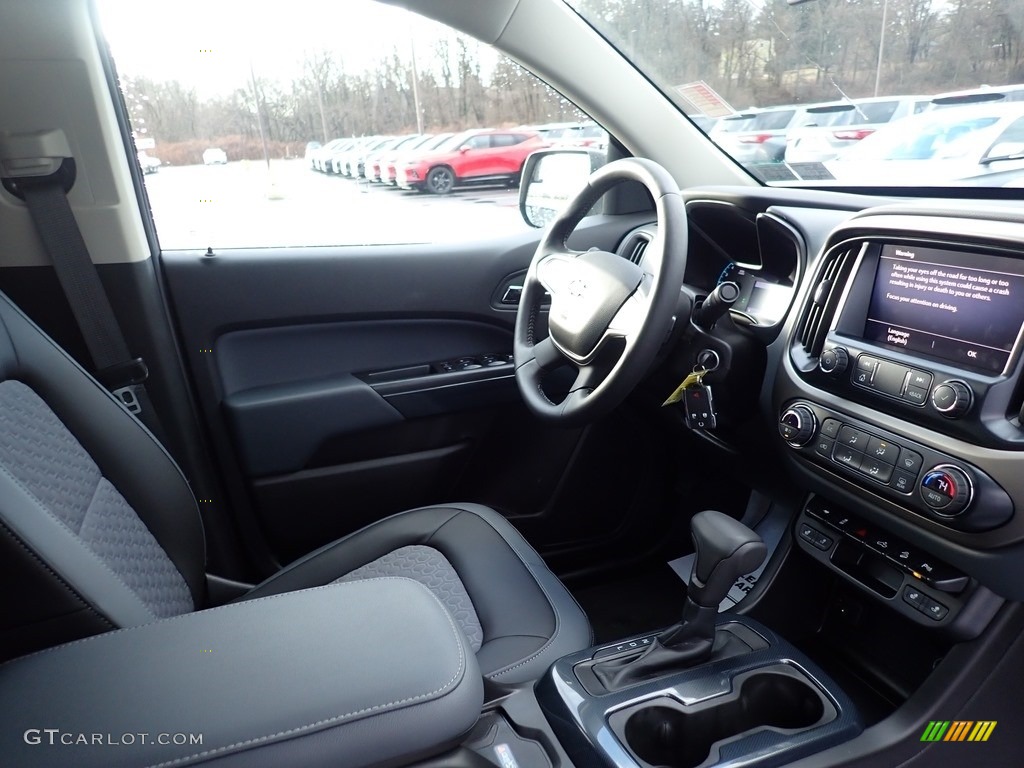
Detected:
[
  {"left": 797, "top": 245, "right": 858, "bottom": 357},
  {"left": 623, "top": 233, "right": 651, "bottom": 265}
]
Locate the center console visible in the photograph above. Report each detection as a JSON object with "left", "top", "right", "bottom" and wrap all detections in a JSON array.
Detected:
[
  {"left": 537, "top": 618, "right": 861, "bottom": 768},
  {"left": 774, "top": 211, "right": 1024, "bottom": 605}
]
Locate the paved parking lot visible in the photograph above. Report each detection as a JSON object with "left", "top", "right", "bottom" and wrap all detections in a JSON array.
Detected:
[{"left": 143, "top": 159, "right": 533, "bottom": 251}]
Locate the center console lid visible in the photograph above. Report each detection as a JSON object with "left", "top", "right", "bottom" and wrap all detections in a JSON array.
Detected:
[{"left": 0, "top": 577, "right": 483, "bottom": 768}]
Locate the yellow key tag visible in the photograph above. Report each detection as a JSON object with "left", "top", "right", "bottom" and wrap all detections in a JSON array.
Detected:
[{"left": 662, "top": 369, "right": 704, "bottom": 406}]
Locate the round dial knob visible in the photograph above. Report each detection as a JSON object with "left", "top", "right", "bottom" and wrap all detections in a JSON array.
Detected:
[
  {"left": 779, "top": 405, "right": 817, "bottom": 447},
  {"left": 818, "top": 347, "right": 849, "bottom": 375},
  {"left": 920, "top": 464, "right": 973, "bottom": 516},
  {"left": 931, "top": 380, "right": 973, "bottom": 418}
]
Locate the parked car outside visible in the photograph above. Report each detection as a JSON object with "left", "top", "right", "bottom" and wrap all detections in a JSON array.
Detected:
[
  {"left": 825, "top": 102, "right": 1024, "bottom": 184},
  {"left": 929, "top": 83, "right": 1024, "bottom": 109},
  {"left": 785, "top": 95, "right": 931, "bottom": 163},
  {"left": 136, "top": 150, "right": 161, "bottom": 174},
  {"left": 202, "top": 147, "right": 228, "bottom": 165},
  {"left": 327, "top": 137, "right": 377, "bottom": 175},
  {"left": 549, "top": 121, "right": 608, "bottom": 148},
  {"left": 335, "top": 136, "right": 392, "bottom": 177},
  {"left": 378, "top": 133, "right": 453, "bottom": 186},
  {"left": 395, "top": 129, "right": 547, "bottom": 194},
  {"left": 309, "top": 138, "right": 348, "bottom": 171},
  {"left": 716, "top": 104, "right": 824, "bottom": 164},
  {"left": 364, "top": 135, "right": 423, "bottom": 182},
  {"left": 303, "top": 140, "right": 321, "bottom": 164}
]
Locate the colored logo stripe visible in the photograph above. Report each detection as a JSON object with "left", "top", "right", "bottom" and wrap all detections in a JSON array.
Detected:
[
  {"left": 920, "top": 720, "right": 996, "bottom": 742},
  {"left": 921, "top": 721, "right": 949, "bottom": 742},
  {"left": 944, "top": 721, "right": 973, "bottom": 741},
  {"left": 968, "top": 721, "right": 997, "bottom": 742}
]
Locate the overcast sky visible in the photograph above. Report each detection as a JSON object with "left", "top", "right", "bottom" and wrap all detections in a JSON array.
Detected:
[{"left": 95, "top": 0, "right": 466, "bottom": 97}]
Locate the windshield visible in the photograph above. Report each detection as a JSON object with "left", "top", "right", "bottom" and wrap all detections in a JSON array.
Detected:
[{"left": 563, "top": 0, "right": 1024, "bottom": 189}]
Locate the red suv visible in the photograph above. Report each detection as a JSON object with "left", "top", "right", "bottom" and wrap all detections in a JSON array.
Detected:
[{"left": 395, "top": 129, "right": 547, "bottom": 194}]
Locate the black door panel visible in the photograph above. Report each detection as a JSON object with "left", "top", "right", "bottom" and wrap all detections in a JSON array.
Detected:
[
  {"left": 217, "top": 319, "right": 513, "bottom": 476},
  {"left": 159, "top": 215, "right": 654, "bottom": 570}
]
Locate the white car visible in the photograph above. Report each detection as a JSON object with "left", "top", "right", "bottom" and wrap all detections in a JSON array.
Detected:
[
  {"left": 203, "top": 147, "right": 228, "bottom": 165},
  {"left": 136, "top": 150, "right": 161, "bottom": 174},
  {"left": 785, "top": 96, "right": 931, "bottom": 164},
  {"left": 825, "top": 103, "right": 1024, "bottom": 184}
]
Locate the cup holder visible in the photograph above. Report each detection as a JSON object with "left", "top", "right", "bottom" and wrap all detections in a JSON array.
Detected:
[{"left": 621, "top": 670, "right": 828, "bottom": 768}]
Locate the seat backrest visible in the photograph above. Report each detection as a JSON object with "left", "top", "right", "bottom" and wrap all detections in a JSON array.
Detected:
[{"left": 0, "top": 292, "right": 205, "bottom": 662}]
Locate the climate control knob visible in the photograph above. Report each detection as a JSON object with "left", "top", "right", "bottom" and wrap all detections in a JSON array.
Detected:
[
  {"left": 920, "top": 465, "right": 973, "bottom": 516},
  {"left": 779, "top": 405, "right": 817, "bottom": 447},
  {"left": 818, "top": 347, "right": 849, "bottom": 375},
  {"left": 931, "top": 380, "right": 972, "bottom": 418}
]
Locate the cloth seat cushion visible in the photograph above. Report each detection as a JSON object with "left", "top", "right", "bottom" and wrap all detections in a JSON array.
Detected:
[{"left": 240, "top": 503, "right": 592, "bottom": 684}]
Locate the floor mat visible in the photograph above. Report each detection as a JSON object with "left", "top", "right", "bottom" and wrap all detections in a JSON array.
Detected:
[{"left": 569, "top": 564, "right": 689, "bottom": 644}]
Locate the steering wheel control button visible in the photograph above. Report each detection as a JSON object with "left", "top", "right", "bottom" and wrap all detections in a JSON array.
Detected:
[
  {"left": 920, "top": 465, "right": 973, "bottom": 516},
  {"left": 820, "top": 418, "right": 842, "bottom": 438},
  {"left": 818, "top": 347, "right": 848, "bottom": 375},
  {"left": 865, "top": 436, "right": 899, "bottom": 465},
  {"left": 931, "top": 380, "right": 973, "bottom": 417},
  {"left": 779, "top": 405, "right": 816, "bottom": 447},
  {"left": 799, "top": 524, "right": 833, "bottom": 551}
]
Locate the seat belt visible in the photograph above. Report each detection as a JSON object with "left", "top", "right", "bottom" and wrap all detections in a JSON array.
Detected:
[{"left": 1, "top": 130, "right": 164, "bottom": 434}]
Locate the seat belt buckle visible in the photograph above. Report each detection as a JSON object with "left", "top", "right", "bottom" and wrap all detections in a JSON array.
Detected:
[
  {"left": 112, "top": 384, "right": 145, "bottom": 415},
  {"left": 97, "top": 358, "right": 149, "bottom": 416}
]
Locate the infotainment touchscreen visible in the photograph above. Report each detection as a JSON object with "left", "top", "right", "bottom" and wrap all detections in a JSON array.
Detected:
[{"left": 862, "top": 243, "right": 1024, "bottom": 374}]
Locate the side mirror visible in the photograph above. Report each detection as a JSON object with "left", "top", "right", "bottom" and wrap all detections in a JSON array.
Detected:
[{"left": 518, "top": 148, "right": 605, "bottom": 228}]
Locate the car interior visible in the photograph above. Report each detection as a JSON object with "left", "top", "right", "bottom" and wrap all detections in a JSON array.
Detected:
[{"left": 0, "top": 0, "right": 1022, "bottom": 766}]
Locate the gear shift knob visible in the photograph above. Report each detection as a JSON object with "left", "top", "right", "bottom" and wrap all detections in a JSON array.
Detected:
[
  {"left": 688, "top": 510, "right": 767, "bottom": 608},
  {"left": 592, "top": 510, "right": 766, "bottom": 691}
]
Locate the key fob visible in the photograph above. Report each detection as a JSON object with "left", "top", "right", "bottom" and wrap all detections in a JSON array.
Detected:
[{"left": 685, "top": 383, "right": 717, "bottom": 430}]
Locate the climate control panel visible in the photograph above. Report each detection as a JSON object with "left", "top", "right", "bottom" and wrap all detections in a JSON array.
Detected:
[{"left": 778, "top": 400, "right": 1013, "bottom": 531}]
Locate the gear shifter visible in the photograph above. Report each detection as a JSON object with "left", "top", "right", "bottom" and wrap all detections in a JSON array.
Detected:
[{"left": 594, "top": 510, "right": 766, "bottom": 691}]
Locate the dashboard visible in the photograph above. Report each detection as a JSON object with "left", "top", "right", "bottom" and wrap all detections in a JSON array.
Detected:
[{"left": 662, "top": 192, "right": 1024, "bottom": 639}]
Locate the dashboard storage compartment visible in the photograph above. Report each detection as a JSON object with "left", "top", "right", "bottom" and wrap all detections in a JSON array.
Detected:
[{"left": 613, "top": 666, "right": 831, "bottom": 768}]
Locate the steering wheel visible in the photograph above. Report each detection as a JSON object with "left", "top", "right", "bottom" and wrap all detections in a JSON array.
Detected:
[{"left": 514, "top": 157, "right": 687, "bottom": 425}]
